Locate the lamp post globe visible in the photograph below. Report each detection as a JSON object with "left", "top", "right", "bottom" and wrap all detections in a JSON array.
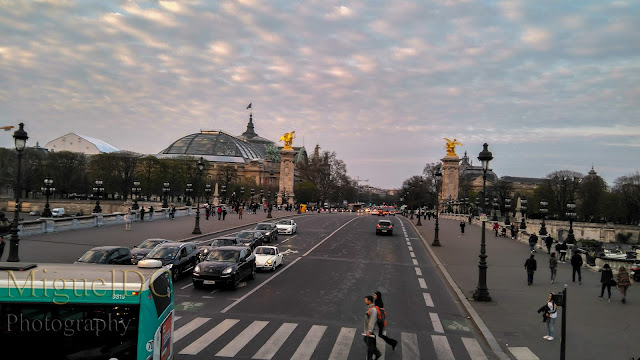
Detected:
[
  {"left": 185, "top": 183, "right": 193, "bottom": 206},
  {"left": 432, "top": 169, "right": 442, "bottom": 246},
  {"left": 162, "top": 181, "right": 170, "bottom": 208},
  {"left": 131, "top": 180, "right": 141, "bottom": 210},
  {"left": 7, "top": 122, "right": 28, "bottom": 262},
  {"left": 473, "top": 143, "right": 493, "bottom": 302},
  {"left": 520, "top": 197, "right": 528, "bottom": 230},
  {"left": 92, "top": 179, "right": 104, "bottom": 213},
  {"left": 41, "top": 177, "right": 55, "bottom": 217},
  {"left": 539, "top": 200, "right": 549, "bottom": 236},
  {"left": 566, "top": 200, "right": 577, "bottom": 244}
]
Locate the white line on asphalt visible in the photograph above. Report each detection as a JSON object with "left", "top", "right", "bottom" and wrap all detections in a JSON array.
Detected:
[
  {"left": 174, "top": 317, "right": 210, "bottom": 342},
  {"left": 461, "top": 338, "right": 488, "bottom": 360},
  {"left": 179, "top": 319, "right": 239, "bottom": 355},
  {"left": 176, "top": 294, "right": 190, "bottom": 297},
  {"left": 430, "top": 312, "right": 444, "bottom": 333},
  {"left": 432, "top": 335, "right": 455, "bottom": 360},
  {"left": 415, "top": 267, "right": 422, "bottom": 276},
  {"left": 217, "top": 320, "right": 269, "bottom": 357},
  {"left": 401, "top": 332, "right": 420, "bottom": 359},
  {"left": 408, "top": 246, "right": 413, "bottom": 251},
  {"left": 327, "top": 327, "right": 356, "bottom": 360},
  {"left": 180, "top": 283, "right": 193, "bottom": 290},
  {"left": 412, "top": 259, "right": 418, "bottom": 265},
  {"left": 174, "top": 316, "right": 182, "bottom": 321},
  {"left": 201, "top": 296, "right": 215, "bottom": 299},
  {"left": 210, "top": 289, "right": 220, "bottom": 294},
  {"left": 221, "top": 217, "right": 360, "bottom": 313},
  {"left": 423, "top": 292, "right": 434, "bottom": 307},
  {"left": 410, "top": 252, "right": 415, "bottom": 258},
  {"left": 252, "top": 323, "right": 298, "bottom": 360},
  {"left": 290, "top": 325, "right": 327, "bottom": 360},
  {"left": 418, "top": 278, "right": 428, "bottom": 289},
  {"left": 508, "top": 347, "right": 540, "bottom": 360}
]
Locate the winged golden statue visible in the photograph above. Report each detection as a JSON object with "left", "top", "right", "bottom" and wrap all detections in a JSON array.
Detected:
[
  {"left": 444, "top": 138, "right": 463, "bottom": 157},
  {"left": 279, "top": 131, "right": 295, "bottom": 150}
]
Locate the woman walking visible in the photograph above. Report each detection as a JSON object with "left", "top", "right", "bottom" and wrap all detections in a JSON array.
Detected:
[
  {"left": 373, "top": 291, "right": 398, "bottom": 350},
  {"left": 617, "top": 266, "right": 632, "bottom": 304},
  {"left": 598, "top": 264, "right": 614, "bottom": 302},
  {"left": 549, "top": 253, "right": 558, "bottom": 284}
]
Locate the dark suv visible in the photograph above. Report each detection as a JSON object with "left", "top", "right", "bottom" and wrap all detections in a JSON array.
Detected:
[
  {"left": 192, "top": 246, "right": 256, "bottom": 289},
  {"left": 144, "top": 242, "right": 199, "bottom": 281},
  {"left": 254, "top": 223, "right": 278, "bottom": 243},
  {"left": 75, "top": 246, "right": 133, "bottom": 265},
  {"left": 376, "top": 220, "right": 393, "bottom": 235},
  {"left": 235, "top": 230, "right": 264, "bottom": 249}
]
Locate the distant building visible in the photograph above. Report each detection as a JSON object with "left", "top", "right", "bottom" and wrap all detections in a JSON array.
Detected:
[{"left": 45, "top": 133, "right": 119, "bottom": 154}]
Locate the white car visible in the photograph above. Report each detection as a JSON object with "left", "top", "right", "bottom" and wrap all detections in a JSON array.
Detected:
[
  {"left": 276, "top": 219, "right": 297, "bottom": 234},
  {"left": 254, "top": 246, "right": 284, "bottom": 271}
]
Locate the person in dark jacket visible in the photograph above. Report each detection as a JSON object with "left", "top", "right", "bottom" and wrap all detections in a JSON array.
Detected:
[
  {"left": 544, "top": 235, "right": 554, "bottom": 254},
  {"left": 373, "top": 291, "right": 398, "bottom": 351},
  {"left": 549, "top": 253, "right": 558, "bottom": 284},
  {"left": 556, "top": 242, "right": 568, "bottom": 263},
  {"left": 598, "top": 264, "right": 614, "bottom": 301},
  {"left": 459, "top": 221, "right": 465, "bottom": 234},
  {"left": 528, "top": 233, "right": 538, "bottom": 253},
  {"left": 525, "top": 254, "right": 537, "bottom": 285},
  {"left": 0, "top": 235, "right": 5, "bottom": 261},
  {"left": 571, "top": 251, "right": 583, "bottom": 284}
]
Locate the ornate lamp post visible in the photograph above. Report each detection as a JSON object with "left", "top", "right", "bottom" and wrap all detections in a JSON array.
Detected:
[
  {"left": 192, "top": 157, "right": 204, "bottom": 234},
  {"left": 409, "top": 187, "right": 414, "bottom": 219},
  {"left": 432, "top": 169, "right": 442, "bottom": 246},
  {"left": 7, "top": 122, "right": 28, "bottom": 262},
  {"left": 260, "top": 189, "right": 264, "bottom": 204},
  {"left": 539, "top": 199, "right": 548, "bottom": 236},
  {"left": 566, "top": 200, "right": 577, "bottom": 244},
  {"left": 492, "top": 196, "right": 499, "bottom": 222},
  {"left": 473, "top": 143, "right": 493, "bottom": 302},
  {"left": 92, "top": 179, "right": 104, "bottom": 213},
  {"left": 204, "top": 184, "right": 212, "bottom": 204},
  {"left": 41, "top": 177, "right": 55, "bottom": 217},
  {"left": 131, "top": 180, "right": 141, "bottom": 210},
  {"left": 416, "top": 178, "right": 423, "bottom": 226},
  {"left": 267, "top": 170, "right": 276, "bottom": 218},
  {"left": 250, "top": 188, "right": 255, "bottom": 204},
  {"left": 240, "top": 186, "right": 245, "bottom": 204},
  {"left": 185, "top": 183, "right": 193, "bottom": 206},
  {"left": 162, "top": 181, "right": 170, "bottom": 208},
  {"left": 464, "top": 197, "right": 469, "bottom": 215},
  {"left": 504, "top": 198, "right": 512, "bottom": 225},
  {"left": 221, "top": 185, "right": 227, "bottom": 204},
  {"left": 474, "top": 198, "right": 480, "bottom": 215},
  {"left": 520, "top": 197, "right": 528, "bottom": 230}
]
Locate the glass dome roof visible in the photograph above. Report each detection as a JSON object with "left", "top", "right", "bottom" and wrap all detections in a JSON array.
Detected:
[{"left": 159, "top": 131, "right": 266, "bottom": 161}]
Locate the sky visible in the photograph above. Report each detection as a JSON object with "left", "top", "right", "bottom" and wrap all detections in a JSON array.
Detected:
[{"left": 1, "top": 0, "right": 639, "bottom": 189}]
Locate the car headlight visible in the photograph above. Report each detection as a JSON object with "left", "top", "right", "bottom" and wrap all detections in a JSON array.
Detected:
[
  {"left": 203, "top": 249, "right": 209, "bottom": 253},
  {"left": 267, "top": 259, "right": 272, "bottom": 265},
  {"left": 167, "top": 264, "right": 173, "bottom": 269},
  {"left": 265, "top": 232, "right": 270, "bottom": 236},
  {"left": 194, "top": 265, "right": 200, "bottom": 273},
  {"left": 222, "top": 267, "right": 233, "bottom": 274}
]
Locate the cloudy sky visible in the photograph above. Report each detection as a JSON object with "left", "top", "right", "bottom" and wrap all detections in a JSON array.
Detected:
[{"left": 1, "top": 0, "right": 639, "bottom": 189}]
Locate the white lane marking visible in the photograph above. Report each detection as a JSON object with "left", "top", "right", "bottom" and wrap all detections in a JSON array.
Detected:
[
  {"left": 179, "top": 319, "right": 239, "bottom": 355},
  {"left": 401, "top": 332, "right": 420, "bottom": 359},
  {"left": 174, "top": 317, "right": 210, "bottom": 342},
  {"left": 412, "top": 259, "right": 418, "bottom": 265},
  {"left": 432, "top": 335, "right": 455, "bottom": 360},
  {"left": 180, "top": 283, "right": 194, "bottom": 290},
  {"left": 408, "top": 246, "right": 413, "bottom": 251},
  {"left": 222, "top": 219, "right": 360, "bottom": 313},
  {"left": 327, "top": 327, "right": 356, "bottom": 360},
  {"left": 419, "top": 278, "right": 428, "bottom": 289},
  {"left": 461, "top": 338, "right": 488, "bottom": 360},
  {"left": 410, "top": 252, "right": 415, "bottom": 258},
  {"left": 430, "top": 312, "right": 444, "bottom": 333},
  {"left": 423, "top": 293, "right": 434, "bottom": 307},
  {"left": 252, "top": 323, "right": 298, "bottom": 359},
  {"left": 174, "top": 316, "right": 182, "bottom": 321},
  {"left": 217, "top": 320, "right": 269, "bottom": 357},
  {"left": 290, "top": 325, "right": 327, "bottom": 360},
  {"left": 508, "top": 347, "right": 540, "bottom": 360},
  {"left": 415, "top": 267, "right": 422, "bottom": 276}
]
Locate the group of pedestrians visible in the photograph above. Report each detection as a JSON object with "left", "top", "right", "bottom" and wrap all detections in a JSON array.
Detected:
[{"left": 363, "top": 291, "right": 398, "bottom": 359}]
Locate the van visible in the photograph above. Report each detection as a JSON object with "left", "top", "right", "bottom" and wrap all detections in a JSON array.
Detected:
[{"left": 51, "top": 208, "right": 65, "bottom": 217}]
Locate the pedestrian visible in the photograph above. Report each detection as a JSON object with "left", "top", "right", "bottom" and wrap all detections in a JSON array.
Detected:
[
  {"left": 544, "top": 235, "right": 553, "bottom": 254},
  {"left": 238, "top": 206, "right": 243, "bottom": 219},
  {"left": 148, "top": 206, "right": 154, "bottom": 221},
  {"left": 556, "top": 241, "right": 568, "bottom": 263},
  {"left": 493, "top": 222, "right": 499, "bottom": 237},
  {"left": 537, "top": 293, "right": 558, "bottom": 341},
  {"left": 373, "top": 291, "right": 398, "bottom": 350},
  {"left": 218, "top": 206, "right": 222, "bottom": 220},
  {"left": 140, "top": 207, "right": 145, "bottom": 221},
  {"left": 524, "top": 254, "right": 537, "bottom": 285},
  {"left": 598, "top": 264, "right": 614, "bottom": 302},
  {"left": 125, "top": 209, "right": 132, "bottom": 231},
  {"left": 617, "top": 266, "right": 632, "bottom": 304},
  {"left": 205, "top": 205, "right": 210, "bottom": 220},
  {"left": 459, "top": 221, "right": 466, "bottom": 234},
  {"left": 222, "top": 207, "right": 227, "bottom": 220},
  {"left": 468, "top": 214, "right": 472, "bottom": 224},
  {"left": 571, "top": 250, "right": 583, "bottom": 284},
  {"left": 549, "top": 253, "right": 558, "bottom": 284},
  {"left": 170, "top": 205, "right": 176, "bottom": 219},
  {"left": 510, "top": 223, "right": 516, "bottom": 239},
  {"left": 427, "top": 212, "right": 431, "bottom": 220},
  {"left": 528, "top": 233, "right": 539, "bottom": 253},
  {"left": 0, "top": 235, "right": 5, "bottom": 261},
  {"left": 363, "top": 295, "right": 382, "bottom": 360}
]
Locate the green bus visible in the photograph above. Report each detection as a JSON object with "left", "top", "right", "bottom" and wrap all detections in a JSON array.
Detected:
[{"left": 0, "top": 259, "right": 175, "bottom": 360}]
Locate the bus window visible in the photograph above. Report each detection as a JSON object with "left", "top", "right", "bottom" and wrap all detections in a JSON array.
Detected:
[{"left": 151, "top": 272, "right": 172, "bottom": 318}]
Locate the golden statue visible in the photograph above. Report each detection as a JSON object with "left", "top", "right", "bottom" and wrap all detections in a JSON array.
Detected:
[
  {"left": 279, "top": 131, "right": 295, "bottom": 150},
  {"left": 444, "top": 138, "right": 463, "bottom": 157}
]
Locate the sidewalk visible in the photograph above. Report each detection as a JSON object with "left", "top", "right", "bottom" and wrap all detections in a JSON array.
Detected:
[{"left": 408, "top": 215, "right": 637, "bottom": 360}]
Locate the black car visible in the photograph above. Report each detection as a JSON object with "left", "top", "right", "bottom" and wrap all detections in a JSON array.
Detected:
[
  {"left": 145, "top": 242, "right": 199, "bottom": 281},
  {"left": 198, "top": 236, "right": 239, "bottom": 262},
  {"left": 235, "top": 230, "right": 264, "bottom": 249},
  {"left": 75, "top": 246, "right": 133, "bottom": 265},
  {"left": 130, "top": 238, "right": 172, "bottom": 264},
  {"left": 192, "top": 246, "right": 256, "bottom": 289},
  {"left": 254, "top": 223, "right": 278, "bottom": 243},
  {"left": 376, "top": 220, "right": 393, "bottom": 235}
]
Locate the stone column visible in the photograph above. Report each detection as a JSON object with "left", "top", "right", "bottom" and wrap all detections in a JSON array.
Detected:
[
  {"left": 279, "top": 148, "right": 295, "bottom": 206},
  {"left": 213, "top": 183, "right": 219, "bottom": 206},
  {"left": 440, "top": 155, "right": 460, "bottom": 206}
]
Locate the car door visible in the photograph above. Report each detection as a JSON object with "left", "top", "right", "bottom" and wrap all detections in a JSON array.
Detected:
[
  {"left": 118, "top": 248, "right": 131, "bottom": 264},
  {"left": 275, "top": 247, "right": 282, "bottom": 266},
  {"left": 178, "top": 246, "right": 188, "bottom": 272},
  {"left": 254, "top": 232, "right": 263, "bottom": 247},
  {"left": 237, "top": 249, "right": 247, "bottom": 279},
  {"left": 107, "top": 250, "right": 119, "bottom": 264}
]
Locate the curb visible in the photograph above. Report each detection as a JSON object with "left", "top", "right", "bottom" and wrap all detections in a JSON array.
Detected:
[{"left": 404, "top": 216, "right": 511, "bottom": 360}]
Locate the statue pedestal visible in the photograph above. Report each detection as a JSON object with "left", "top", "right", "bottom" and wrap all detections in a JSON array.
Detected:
[
  {"left": 278, "top": 148, "right": 295, "bottom": 206},
  {"left": 441, "top": 155, "right": 460, "bottom": 204}
]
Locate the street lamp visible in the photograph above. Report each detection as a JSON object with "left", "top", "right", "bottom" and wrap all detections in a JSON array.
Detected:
[
  {"left": 41, "top": 177, "right": 55, "bottom": 217},
  {"left": 92, "top": 179, "right": 104, "bottom": 213},
  {"left": 416, "top": 178, "right": 423, "bottom": 226},
  {"left": 566, "top": 200, "right": 577, "bottom": 244},
  {"left": 492, "top": 196, "right": 499, "bottom": 222},
  {"left": 204, "top": 184, "right": 212, "bottom": 204},
  {"left": 432, "top": 169, "right": 442, "bottom": 246},
  {"left": 520, "top": 197, "right": 528, "bottom": 230},
  {"left": 267, "top": 170, "right": 275, "bottom": 218},
  {"left": 192, "top": 157, "right": 204, "bottom": 234},
  {"left": 504, "top": 198, "right": 512, "bottom": 225},
  {"left": 464, "top": 197, "right": 469, "bottom": 215},
  {"left": 7, "top": 122, "right": 28, "bottom": 262},
  {"left": 131, "top": 180, "right": 141, "bottom": 210},
  {"left": 240, "top": 186, "right": 245, "bottom": 204},
  {"left": 185, "top": 183, "right": 193, "bottom": 206},
  {"left": 473, "top": 143, "right": 493, "bottom": 302},
  {"left": 221, "top": 185, "right": 227, "bottom": 204},
  {"left": 162, "top": 181, "right": 170, "bottom": 208},
  {"left": 250, "top": 188, "right": 255, "bottom": 204},
  {"left": 539, "top": 199, "right": 548, "bottom": 236}
]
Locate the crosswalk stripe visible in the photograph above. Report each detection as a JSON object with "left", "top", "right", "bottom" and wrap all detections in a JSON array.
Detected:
[
  {"left": 415, "top": 267, "right": 422, "bottom": 276},
  {"left": 174, "top": 316, "right": 182, "bottom": 321},
  {"left": 461, "top": 337, "right": 488, "bottom": 360},
  {"left": 432, "top": 335, "right": 455, "bottom": 360},
  {"left": 378, "top": 332, "right": 386, "bottom": 359},
  {"left": 216, "top": 320, "right": 269, "bottom": 357},
  {"left": 290, "top": 325, "right": 327, "bottom": 360},
  {"left": 252, "top": 323, "right": 298, "bottom": 360},
  {"left": 179, "top": 319, "right": 239, "bottom": 355},
  {"left": 419, "top": 278, "right": 428, "bottom": 289},
  {"left": 423, "top": 293, "right": 434, "bottom": 307},
  {"left": 174, "top": 317, "right": 210, "bottom": 342},
  {"left": 429, "top": 312, "right": 444, "bottom": 333},
  {"left": 327, "top": 327, "right": 356, "bottom": 360},
  {"left": 509, "top": 347, "right": 540, "bottom": 360},
  {"left": 408, "top": 246, "right": 413, "bottom": 251},
  {"left": 410, "top": 252, "right": 416, "bottom": 258},
  {"left": 401, "top": 332, "right": 420, "bottom": 359},
  {"left": 412, "top": 259, "right": 418, "bottom": 265}
]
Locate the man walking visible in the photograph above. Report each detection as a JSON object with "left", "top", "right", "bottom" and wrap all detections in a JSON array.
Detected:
[
  {"left": 218, "top": 206, "right": 222, "bottom": 220},
  {"left": 571, "top": 250, "right": 583, "bottom": 284},
  {"left": 525, "top": 254, "right": 537, "bottom": 285},
  {"left": 140, "top": 207, "right": 145, "bottom": 221},
  {"left": 528, "top": 233, "right": 538, "bottom": 253},
  {"left": 148, "top": 206, "right": 154, "bottom": 221},
  {"left": 459, "top": 221, "right": 465, "bottom": 234},
  {"left": 544, "top": 235, "right": 554, "bottom": 254},
  {"left": 238, "top": 206, "right": 243, "bottom": 219},
  {"left": 363, "top": 295, "right": 382, "bottom": 360}
]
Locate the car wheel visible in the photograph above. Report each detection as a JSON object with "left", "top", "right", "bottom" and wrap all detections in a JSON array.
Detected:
[
  {"left": 172, "top": 268, "right": 180, "bottom": 282},
  {"left": 193, "top": 280, "right": 203, "bottom": 289},
  {"left": 231, "top": 274, "right": 240, "bottom": 290},
  {"left": 249, "top": 265, "right": 257, "bottom": 279},
  {"left": 389, "top": 231, "right": 393, "bottom": 236}
]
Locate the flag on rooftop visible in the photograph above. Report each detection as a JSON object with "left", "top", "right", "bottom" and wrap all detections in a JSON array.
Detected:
[{"left": 246, "top": 103, "right": 252, "bottom": 109}]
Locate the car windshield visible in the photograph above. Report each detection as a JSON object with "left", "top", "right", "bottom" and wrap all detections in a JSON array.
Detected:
[
  {"left": 236, "top": 232, "right": 254, "bottom": 239},
  {"left": 77, "top": 250, "right": 110, "bottom": 263},
  {"left": 206, "top": 250, "right": 240, "bottom": 262},
  {"left": 277, "top": 220, "right": 290, "bottom": 225},
  {"left": 238, "top": 238, "right": 252, "bottom": 244},
  {"left": 255, "top": 247, "right": 275, "bottom": 255},
  {"left": 210, "top": 239, "right": 234, "bottom": 247},
  {"left": 138, "top": 240, "right": 163, "bottom": 249},
  {"left": 255, "top": 224, "right": 271, "bottom": 230},
  {"left": 147, "top": 246, "right": 178, "bottom": 259},
  {"left": 379, "top": 222, "right": 391, "bottom": 226}
]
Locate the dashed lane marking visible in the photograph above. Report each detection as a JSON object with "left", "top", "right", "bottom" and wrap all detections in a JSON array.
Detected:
[
  {"left": 415, "top": 267, "right": 422, "bottom": 276},
  {"left": 418, "top": 278, "right": 428, "bottom": 289},
  {"left": 423, "top": 293, "right": 434, "bottom": 307},
  {"left": 410, "top": 252, "right": 416, "bottom": 258},
  {"left": 412, "top": 259, "right": 418, "bottom": 265},
  {"left": 408, "top": 246, "right": 413, "bottom": 251},
  {"left": 181, "top": 283, "right": 194, "bottom": 290},
  {"left": 430, "top": 312, "right": 444, "bottom": 333}
]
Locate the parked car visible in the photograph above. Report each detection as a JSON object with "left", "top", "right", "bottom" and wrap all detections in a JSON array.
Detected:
[
  {"left": 254, "top": 222, "right": 278, "bottom": 242},
  {"left": 144, "top": 242, "right": 200, "bottom": 281},
  {"left": 75, "top": 246, "right": 133, "bottom": 265},
  {"left": 276, "top": 219, "right": 297, "bottom": 234},
  {"left": 51, "top": 208, "right": 65, "bottom": 217},
  {"left": 235, "top": 231, "right": 264, "bottom": 249},
  {"left": 29, "top": 210, "right": 40, "bottom": 216},
  {"left": 192, "top": 246, "right": 256, "bottom": 289},
  {"left": 130, "top": 238, "right": 173, "bottom": 264},
  {"left": 254, "top": 246, "right": 284, "bottom": 271},
  {"left": 376, "top": 220, "right": 393, "bottom": 235},
  {"left": 198, "top": 236, "right": 239, "bottom": 261}
]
